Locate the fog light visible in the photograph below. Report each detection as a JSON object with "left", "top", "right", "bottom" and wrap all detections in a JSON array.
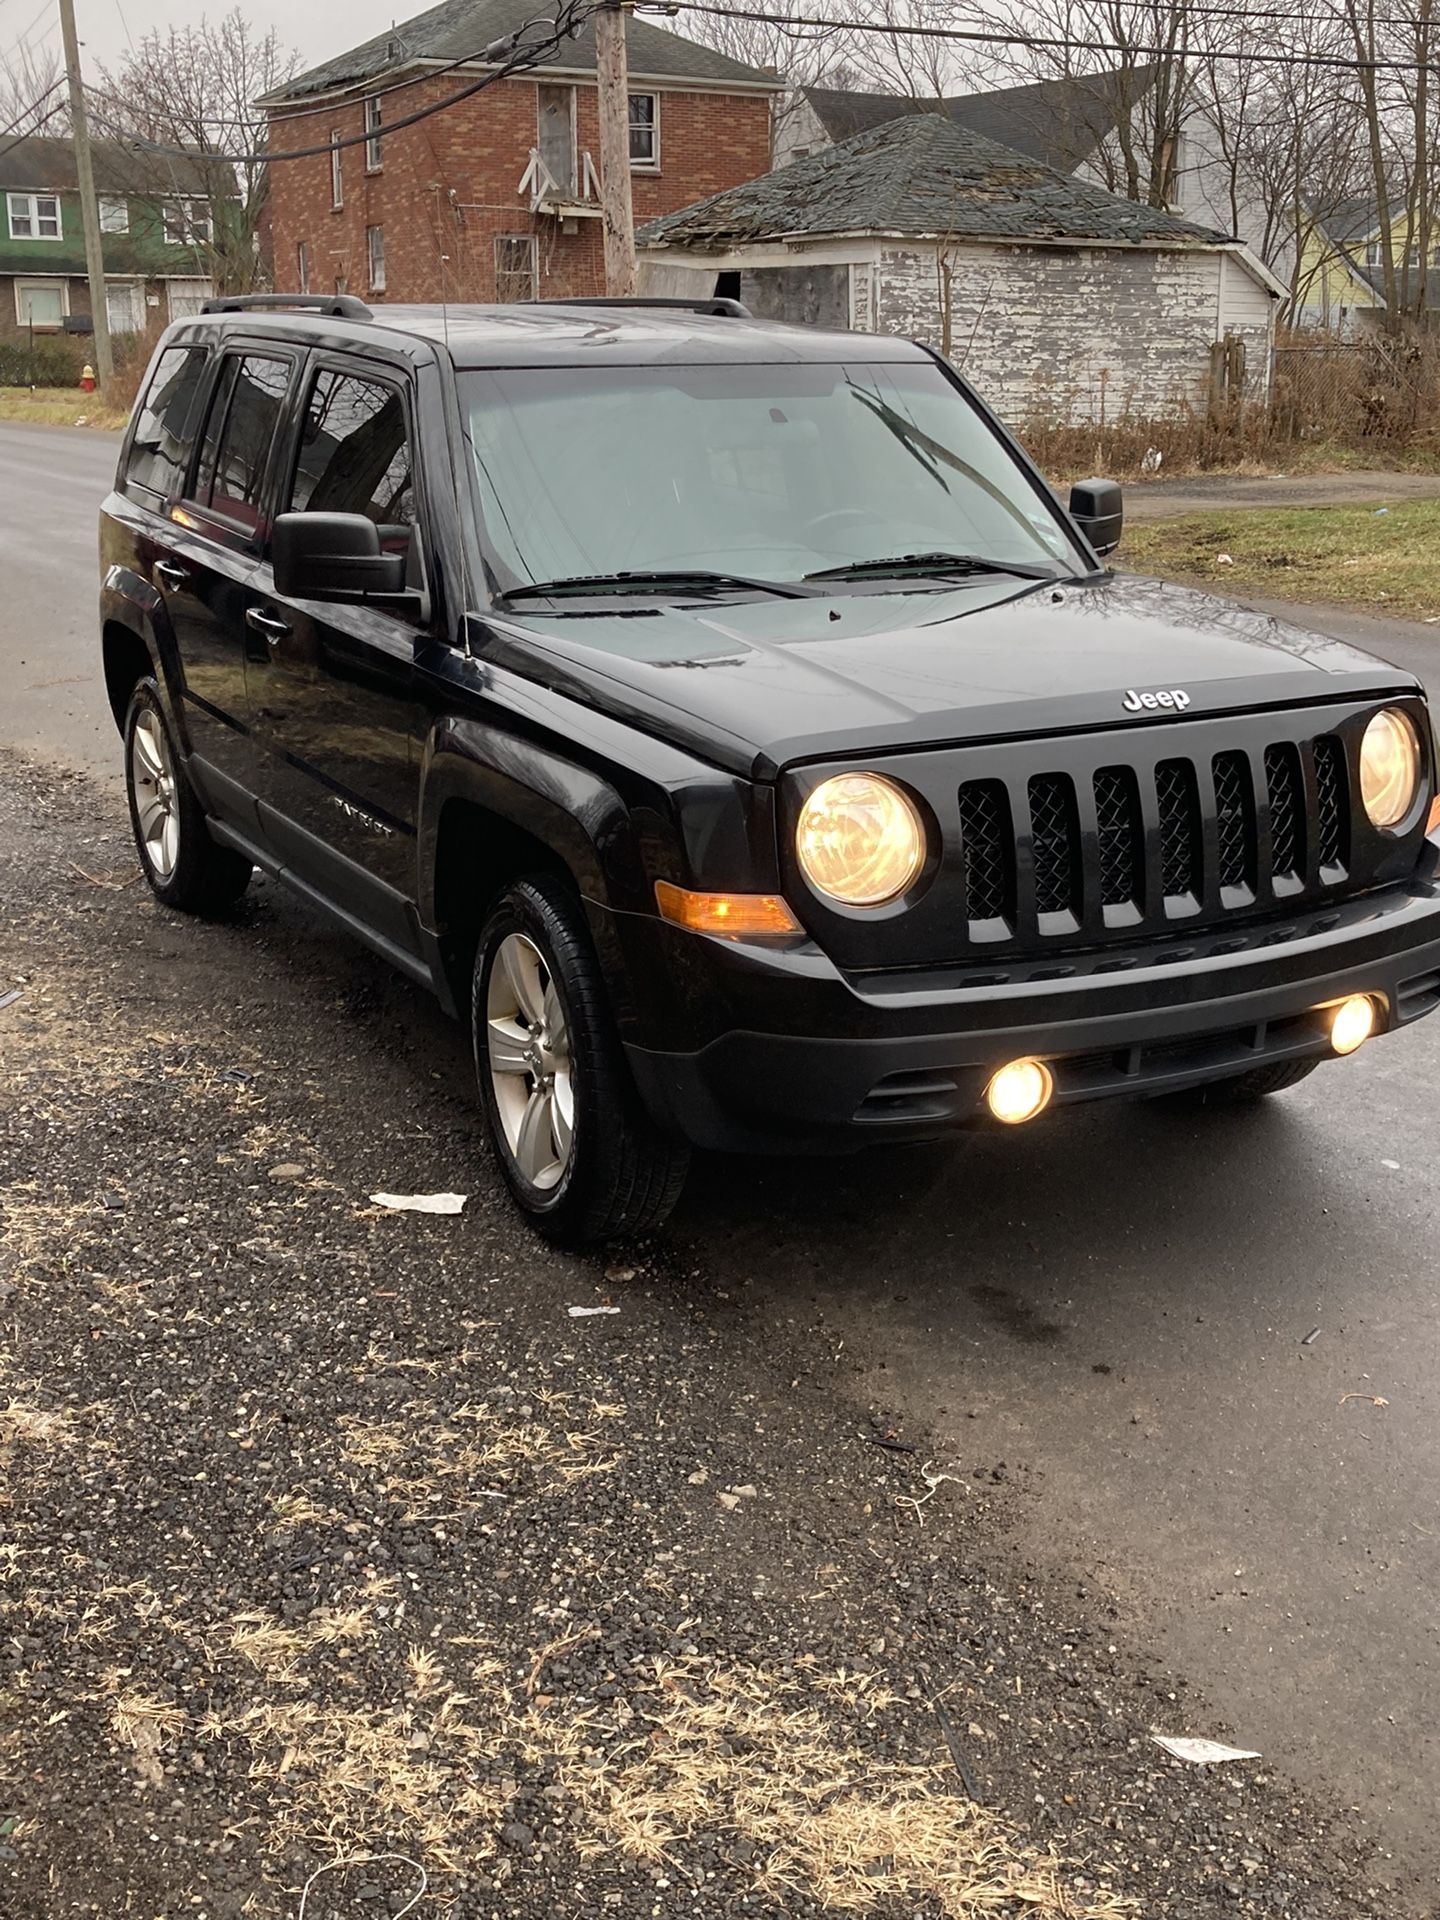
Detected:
[
  {"left": 986, "top": 1057, "right": 1054, "bottom": 1124},
  {"left": 1330, "top": 995, "right": 1376, "bottom": 1056}
]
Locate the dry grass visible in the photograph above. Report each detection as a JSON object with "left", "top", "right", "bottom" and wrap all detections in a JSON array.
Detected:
[
  {"left": 335, "top": 1398, "right": 619, "bottom": 1519},
  {"left": 1025, "top": 331, "right": 1440, "bottom": 481},
  {"left": 0, "top": 386, "right": 129, "bottom": 431},
  {"left": 1121, "top": 499, "right": 1440, "bottom": 619},
  {"left": 537, "top": 1655, "right": 1133, "bottom": 1917}
]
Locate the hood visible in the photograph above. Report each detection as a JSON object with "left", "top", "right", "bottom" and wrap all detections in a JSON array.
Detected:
[{"left": 473, "top": 573, "right": 1419, "bottom": 780}]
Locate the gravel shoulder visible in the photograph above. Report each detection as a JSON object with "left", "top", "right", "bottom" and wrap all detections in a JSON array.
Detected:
[{"left": 0, "top": 752, "right": 1396, "bottom": 1920}]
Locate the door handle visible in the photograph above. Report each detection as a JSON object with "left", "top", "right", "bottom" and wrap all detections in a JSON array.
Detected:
[
  {"left": 154, "top": 559, "right": 188, "bottom": 590},
  {"left": 245, "top": 608, "right": 292, "bottom": 646}
]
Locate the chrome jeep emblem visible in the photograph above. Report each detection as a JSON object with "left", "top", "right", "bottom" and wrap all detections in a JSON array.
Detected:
[{"left": 1123, "top": 687, "right": 1191, "bottom": 714}]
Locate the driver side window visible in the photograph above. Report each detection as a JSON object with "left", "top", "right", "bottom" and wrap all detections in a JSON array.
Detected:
[{"left": 288, "top": 366, "right": 418, "bottom": 560}]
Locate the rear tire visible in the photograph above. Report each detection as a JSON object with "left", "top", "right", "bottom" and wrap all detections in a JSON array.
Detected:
[
  {"left": 123, "top": 679, "right": 252, "bottom": 913},
  {"left": 473, "top": 875, "right": 690, "bottom": 1244},
  {"left": 1169, "top": 1057, "right": 1321, "bottom": 1107}
]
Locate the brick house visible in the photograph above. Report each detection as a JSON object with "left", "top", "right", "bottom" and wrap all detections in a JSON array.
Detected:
[
  {"left": 1, "top": 136, "right": 230, "bottom": 365},
  {"left": 259, "top": 0, "right": 780, "bottom": 306}
]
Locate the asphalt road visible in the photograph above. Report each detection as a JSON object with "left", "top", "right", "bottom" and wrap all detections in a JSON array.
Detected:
[{"left": 7, "top": 419, "right": 1440, "bottom": 1900}]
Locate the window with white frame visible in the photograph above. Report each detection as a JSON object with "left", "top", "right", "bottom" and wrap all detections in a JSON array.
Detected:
[
  {"left": 297, "top": 240, "right": 311, "bottom": 293},
  {"left": 628, "top": 92, "right": 658, "bottom": 167},
  {"left": 331, "top": 133, "right": 344, "bottom": 209},
  {"left": 494, "top": 234, "right": 537, "bottom": 302},
  {"left": 365, "top": 96, "right": 384, "bottom": 171},
  {"left": 166, "top": 279, "right": 212, "bottom": 321},
  {"left": 8, "top": 192, "right": 62, "bottom": 240},
  {"left": 105, "top": 280, "right": 143, "bottom": 333},
  {"left": 367, "top": 224, "right": 386, "bottom": 293},
  {"left": 99, "top": 196, "right": 129, "bottom": 234},
  {"left": 14, "top": 279, "right": 67, "bottom": 328},
  {"left": 1365, "top": 240, "right": 1383, "bottom": 268},
  {"left": 163, "top": 199, "right": 212, "bottom": 246}
]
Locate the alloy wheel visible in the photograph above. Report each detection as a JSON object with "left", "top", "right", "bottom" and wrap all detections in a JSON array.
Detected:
[
  {"left": 485, "top": 932, "right": 575, "bottom": 1190},
  {"left": 130, "top": 708, "right": 180, "bottom": 883}
]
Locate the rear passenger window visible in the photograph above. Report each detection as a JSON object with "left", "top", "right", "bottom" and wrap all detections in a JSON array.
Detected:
[
  {"left": 289, "top": 369, "right": 415, "bottom": 542},
  {"left": 124, "top": 346, "right": 208, "bottom": 502},
  {"left": 193, "top": 353, "right": 292, "bottom": 535}
]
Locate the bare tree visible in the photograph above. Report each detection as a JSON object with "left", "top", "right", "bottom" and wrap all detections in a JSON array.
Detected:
[
  {"left": 90, "top": 10, "right": 299, "bottom": 293},
  {"left": 0, "top": 42, "right": 67, "bottom": 140},
  {"left": 678, "top": 0, "right": 874, "bottom": 145}
]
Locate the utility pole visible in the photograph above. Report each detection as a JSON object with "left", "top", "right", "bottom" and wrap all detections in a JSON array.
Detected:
[
  {"left": 58, "top": 0, "right": 113, "bottom": 388},
  {"left": 594, "top": 0, "right": 637, "bottom": 296}
]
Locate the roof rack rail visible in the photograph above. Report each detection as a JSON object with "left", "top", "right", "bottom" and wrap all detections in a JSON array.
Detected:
[
  {"left": 201, "top": 293, "right": 374, "bottom": 320},
  {"left": 527, "top": 295, "right": 752, "bottom": 319}
]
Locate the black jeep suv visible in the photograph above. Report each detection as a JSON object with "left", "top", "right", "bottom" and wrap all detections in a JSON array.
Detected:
[{"left": 100, "top": 293, "right": 1440, "bottom": 1242}]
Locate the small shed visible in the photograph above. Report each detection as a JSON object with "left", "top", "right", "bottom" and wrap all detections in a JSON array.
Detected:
[{"left": 638, "top": 115, "right": 1283, "bottom": 427}]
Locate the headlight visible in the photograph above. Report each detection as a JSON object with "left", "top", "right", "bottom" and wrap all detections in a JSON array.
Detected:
[
  {"left": 1359, "top": 708, "right": 1421, "bottom": 829},
  {"left": 796, "top": 772, "right": 925, "bottom": 906}
]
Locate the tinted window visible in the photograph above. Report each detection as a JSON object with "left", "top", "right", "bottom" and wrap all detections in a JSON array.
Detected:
[
  {"left": 289, "top": 369, "right": 414, "bottom": 541},
  {"left": 195, "top": 353, "right": 292, "bottom": 534},
  {"left": 125, "top": 346, "right": 208, "bottom": 501}
]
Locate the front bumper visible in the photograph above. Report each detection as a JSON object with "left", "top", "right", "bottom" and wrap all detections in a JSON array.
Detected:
[{"left": 619, "top": 874, "right": 1440, "bottom": 1153}]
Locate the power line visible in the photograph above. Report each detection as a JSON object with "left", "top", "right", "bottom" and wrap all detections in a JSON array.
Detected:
[
  {"left": 85, "top": 14, "right": 587, "bottom": 135},
  {"left": 0, "top": 74, "right": 63, "bottom": 143},
  {"left": 0, "top": 92, "right": 67, "bottom": 165},
  {"left": 111, "top": 1, "right": 600, "bottom": 167},
  {"left": 651, "top": 0, "right": 1440, "bottom": 71}
]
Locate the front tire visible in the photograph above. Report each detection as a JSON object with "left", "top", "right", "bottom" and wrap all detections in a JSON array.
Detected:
[
  {"left": 123, "top": 679, "right": 252, "bottom": 913},
  {"left": 1169, "top": 1058, "right": 1321, "bottom": 1106},
  {"left": 473, "top": 876, "right": 689, "bottom": 1244}
]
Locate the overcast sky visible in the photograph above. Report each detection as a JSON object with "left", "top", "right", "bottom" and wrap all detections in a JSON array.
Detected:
[{"left": 72, "top": 0, "right": 407, "bottom": 71}]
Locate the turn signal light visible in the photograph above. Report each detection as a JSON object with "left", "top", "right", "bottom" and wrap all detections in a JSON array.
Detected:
[
  {"left": 985, "top": 1057, "right": 1054, "bottom": 1124},
  {"left": 655, "top": 881, "right": 801, "bottom": 941},
  {"left": 1329, "top": 994, "right": 1377, "bottom": 1056},
  {"left": 1427, "top": 795, "right": 1440, "bottom": 836}
]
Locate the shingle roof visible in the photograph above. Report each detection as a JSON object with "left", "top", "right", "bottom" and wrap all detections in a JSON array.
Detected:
[
  {"left": 267, "top": 0, "right": 782, "bottom": 102},
  {"left": 802, "top": 65, "right": 1157, "bottom": 174},
  {"left": 640, "top": 113, "right": 1233, "bottom": 250},
  {"left": 0, "top": 134, "right": 231, "bottom": 197}
]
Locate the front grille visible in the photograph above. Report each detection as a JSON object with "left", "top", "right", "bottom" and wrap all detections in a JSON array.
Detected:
[
  {"left": 1156, "top": 759, "right": 1201, "bottom": 898},
  {"left": 1028, "top": 773, "right": 1079, "bottom": 916},
  {"left": 1094, "top": 766, "right": 1142, "bottom": 907},
  {"left": 1264, "top": 743, "right": 1305, "bottom": 879},
  {"left": 1213, "top": 751, "right": 1255, "bottom": 892},
  {"left": 958, "top": 779, "right": 1012, "bottom": 924},
  {"left": 1314, "top": 734, "right": 1348, "bottom": 870},
  {"left": 948, "top": 725, "right": 1362, "bottom": 951}
]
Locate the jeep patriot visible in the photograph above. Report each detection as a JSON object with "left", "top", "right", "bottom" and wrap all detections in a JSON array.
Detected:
[{"left": 99, "top": 294, "right": 1440, "bottom": 1241}]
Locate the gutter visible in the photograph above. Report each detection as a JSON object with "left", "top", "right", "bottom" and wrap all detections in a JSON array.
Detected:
[{"left": 258, "top": 54, "right": 784, "bottom": 112}]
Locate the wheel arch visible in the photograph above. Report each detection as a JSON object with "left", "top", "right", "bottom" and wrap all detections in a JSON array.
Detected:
[{"left": 420, "top": 731, "right": 646, "bottom": 1022}]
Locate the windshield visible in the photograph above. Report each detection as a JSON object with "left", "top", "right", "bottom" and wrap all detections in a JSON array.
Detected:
[{"left": 462, "top": 361, "right": 1081, "bottom": 593}]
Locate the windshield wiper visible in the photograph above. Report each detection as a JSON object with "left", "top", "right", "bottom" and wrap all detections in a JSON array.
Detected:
[
  {"left": 497, "top": 568, "right": 816, "bottom": 602},
  {"left": 805, "top": 551, "right": 1063, "bottom": 584}
]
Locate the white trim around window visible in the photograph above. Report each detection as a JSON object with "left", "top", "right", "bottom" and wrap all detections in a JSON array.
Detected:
[
  {"left": 628, "top": 91, "right": 659, "bottom": 170},
  {"left": 365, "top": 96, "right": 383, "bottom": 172},
  {"left": 331, "top": 132, "right": 344, "bottom": 210},
  {"left": 99, "top": 196, "right": 129, "bottom": 234},
  {"left": 7, "top": 191, "right": 62, "bottom": 241},
  {"left": 367, "top": 223, "right": 386, "bottom": 293},
  {"left": 13, "top": 277, "right": 69, "bottom": 328}
]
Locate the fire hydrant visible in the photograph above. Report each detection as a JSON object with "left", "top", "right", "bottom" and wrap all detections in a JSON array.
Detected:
[{"left": 80, "top": 364, "right": 96, "bottom": 393}]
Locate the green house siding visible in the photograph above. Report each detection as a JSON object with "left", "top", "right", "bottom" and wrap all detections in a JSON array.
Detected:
[{"left": 0, "top": 189, "right": 220, "bottom": 279}]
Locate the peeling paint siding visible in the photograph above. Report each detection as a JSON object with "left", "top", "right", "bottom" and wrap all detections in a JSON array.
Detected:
[{"left": 873, "top": 242, "right": 1274, "bottom": 425}]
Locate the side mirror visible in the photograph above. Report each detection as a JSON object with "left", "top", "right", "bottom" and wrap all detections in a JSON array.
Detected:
[
  {"left": 271, "top": 512, "right": 407, "bottom": 599},
  {"left": 1068, "top": 478, "right": 1124, "bottom": 558}
]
